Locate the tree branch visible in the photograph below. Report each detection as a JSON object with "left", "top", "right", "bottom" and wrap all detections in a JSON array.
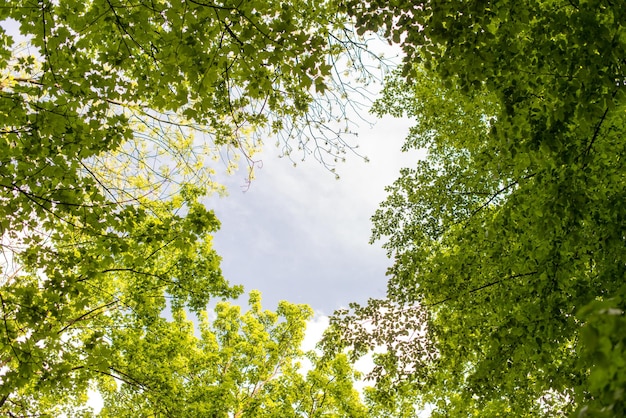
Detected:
[{"left": 430, "top": 271, "right": 538, "bottom": 307}]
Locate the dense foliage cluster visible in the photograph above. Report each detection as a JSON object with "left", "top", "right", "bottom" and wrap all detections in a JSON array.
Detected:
[{"left": 326, "top": 0, "right": 626, "bottom": 416}]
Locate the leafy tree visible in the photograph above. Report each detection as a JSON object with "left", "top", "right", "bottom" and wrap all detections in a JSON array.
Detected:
[
  {"left": 0, "top": 188, "right": 244, "bottom": 415},
  {"left": 325, "top": 1, "right": 626, "bottom": 416},
  {"left": 0, "top": 0, "right": 380, "bottom": 414},
  {"left": 0, "top": 0, "right": 376, "bottom": 252},
  {"left": 94, "top": 291, "right": 369, "bottom": 418},
  {"left": 46, "top": 291, "right": 366, "bottom": 417}
]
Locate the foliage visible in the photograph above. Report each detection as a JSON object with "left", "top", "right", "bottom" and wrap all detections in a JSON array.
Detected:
[
  {"left": 0, "top": 189, "right": 243, "bottom": 415},
  {"left": 2, "top": 286, "right": 371, "bottom": 416},
  {"left": 326, "top": 1, "right": 626, "bottom": 416},
  {"left": 0, "top": 0, "right": 376, "bottom": 244},
  {"left": 0, "top": 0, "right": 381, "bottom": 414},
  {"left": 98, "top": 291, "right": 366, "bottom": 417}
]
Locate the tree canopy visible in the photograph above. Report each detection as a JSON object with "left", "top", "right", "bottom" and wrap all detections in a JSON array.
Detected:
[
  {"left": 325, "top": 1, "right": 626, "bottom": 416},
  {"left": 0, "top": 0, "right": 380, "bottom": 414},
  {"left": 5, "top": 0, "right": 626, "bottom": 416},
  {"left": 3, "top": 287, "right": 372, "bottom": 416},
  {"left": 95, "top": 291, "right": 368, "bottom": 418},
  {"left": 0, "top": 0, "right": 375, "bottom": 246}
]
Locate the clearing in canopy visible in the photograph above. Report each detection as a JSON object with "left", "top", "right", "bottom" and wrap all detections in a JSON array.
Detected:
[{"left": 5, "top": 0, "right": 626, "bottom": 416}]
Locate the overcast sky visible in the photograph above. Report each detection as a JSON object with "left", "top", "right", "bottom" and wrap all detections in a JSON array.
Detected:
[{"left": 206, "top": 114, "right": 419, "bottom": 316}]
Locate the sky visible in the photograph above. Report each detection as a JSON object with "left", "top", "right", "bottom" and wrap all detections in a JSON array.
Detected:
[
  {"left": 197, "top": 36, "right": 422, "bottom": 319},
  {"left": 206, "top": 113, "right": 419, "bottom": 317}
]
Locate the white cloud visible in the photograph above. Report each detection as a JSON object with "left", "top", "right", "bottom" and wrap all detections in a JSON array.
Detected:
[
  {"left": 207, "top": 114, "right": 421, "bottom": 314},
  {"left": 302, "top": 313, "right": 330, "bottom": 352},
  {"left": 86, "top": 388, "right": 104, "bottom": 414}
]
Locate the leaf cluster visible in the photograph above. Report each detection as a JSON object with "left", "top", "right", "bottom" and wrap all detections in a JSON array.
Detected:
[{"left": 329, "top": 0, "right": 626, "bottom": 416}]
